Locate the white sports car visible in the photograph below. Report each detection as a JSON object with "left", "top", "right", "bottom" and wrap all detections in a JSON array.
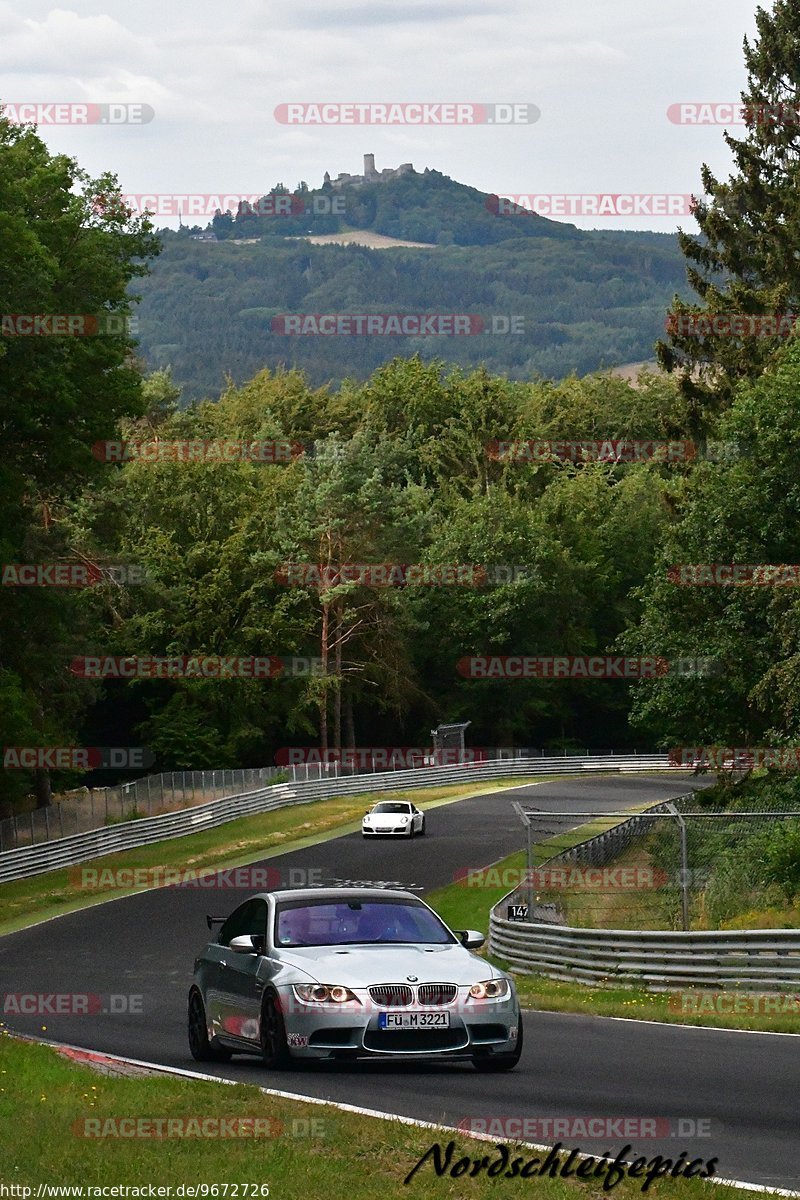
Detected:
[{"left": 361, "top": 800, "right": 425, "bottom": 837}]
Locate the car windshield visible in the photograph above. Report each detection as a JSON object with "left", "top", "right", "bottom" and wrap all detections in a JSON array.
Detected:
[
  {"left": 371, "top": 802, "right": 410, "bottom": 813},
  {"left": 274, "top": 899, "right": 456, "bottom": 947}
]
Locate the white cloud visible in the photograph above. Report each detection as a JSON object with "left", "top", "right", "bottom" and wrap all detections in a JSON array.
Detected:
[{"left": 0, "top": 0, "right": 760, "bottom": 231}]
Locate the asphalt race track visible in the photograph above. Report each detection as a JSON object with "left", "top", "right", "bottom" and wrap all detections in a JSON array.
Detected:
[{"left": 1, "top": 774, "right": 798, "bottom": 1189}]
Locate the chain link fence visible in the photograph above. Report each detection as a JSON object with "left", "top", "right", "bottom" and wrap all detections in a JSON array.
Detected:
[
  {"left": 508, "top": 791, "right": 800, "bottom": 931},
  {"left": 0, "top": 747, "right": 638, "bottom": 852},
  {"left": 0, "top": 767, "right": 289, "bottom": 851}
]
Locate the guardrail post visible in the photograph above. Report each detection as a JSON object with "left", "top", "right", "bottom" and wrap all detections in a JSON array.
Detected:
[{"left": 526, "top": 817, "right": 534, "bottom": 922}]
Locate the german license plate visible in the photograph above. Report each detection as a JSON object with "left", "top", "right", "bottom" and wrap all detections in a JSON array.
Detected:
[{"left": 379, "top": 1011, "right": 450, "bottom": 1029}]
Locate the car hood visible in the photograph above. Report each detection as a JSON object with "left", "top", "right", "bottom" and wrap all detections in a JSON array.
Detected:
[
  {"left": 272, "top": 942, "right": 498, "bottom": 986},
  {"left": 364, "top": 813, "right": 409, "bottom": 824}
]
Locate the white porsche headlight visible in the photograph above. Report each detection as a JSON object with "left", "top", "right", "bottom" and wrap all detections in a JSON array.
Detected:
[
  {"left": 468, "top": 978, "right": 510, "bottom": 1001},
  {"left": 293, "top": 984, "right": 359, "bottom": 1004}
]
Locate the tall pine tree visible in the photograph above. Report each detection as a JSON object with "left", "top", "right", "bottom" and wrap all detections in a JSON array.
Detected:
[{"left": 658, "top": 1, "right": 800, "bottom": 428}]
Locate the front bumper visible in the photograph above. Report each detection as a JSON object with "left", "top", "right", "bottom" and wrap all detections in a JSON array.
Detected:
[
  {"left": 362, "top": 823, "right": 412, "bottom": 836},
  {"left": 277, "top": 986, "right": 520, "bottom": 1059}
]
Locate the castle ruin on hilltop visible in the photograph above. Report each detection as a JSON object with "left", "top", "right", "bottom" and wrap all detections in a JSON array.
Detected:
[{"left": 323, "top": 154, "right": 414, "bottom": 190}]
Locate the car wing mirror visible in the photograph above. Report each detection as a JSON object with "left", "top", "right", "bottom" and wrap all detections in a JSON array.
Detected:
[
  {"left": 458, "top": 929, "right": 486, "bottom": 949},
  {"left": 229, "top": 934, "right": 264, "bottom": 955}
]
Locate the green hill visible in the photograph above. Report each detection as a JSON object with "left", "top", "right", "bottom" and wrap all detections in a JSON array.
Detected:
[{"left": 135, "top": 167, "right": 689, "bottom": 399}]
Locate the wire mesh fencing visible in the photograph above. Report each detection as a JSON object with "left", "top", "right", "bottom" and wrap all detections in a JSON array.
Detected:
[{"left": 507, "top": 792, "right": 800, "bottom": 932}]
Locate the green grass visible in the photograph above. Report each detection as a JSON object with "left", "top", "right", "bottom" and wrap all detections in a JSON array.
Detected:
[
  {"left": 426, "top": 821, "right": 800, "bottom": 1036},
  {"left": 427, "top": 809, "right": 643, "bottom": 933},
  {"left": 0, "top": 778, "right": 537, "bottom": 937},
  {"left": 0, "top": 1034, "right": 752, "bottom": 1199},
  {"left": 509, "top": 975, "right": 800, "bottom": 1034}
]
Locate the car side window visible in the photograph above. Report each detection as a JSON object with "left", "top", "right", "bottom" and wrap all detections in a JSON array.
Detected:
[{"left": 218, "top": 900, "right": 267, "bottom": 946}]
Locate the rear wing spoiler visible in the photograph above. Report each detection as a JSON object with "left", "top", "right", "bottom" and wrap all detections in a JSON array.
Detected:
[{"left": 206, "top": 915, "right": 226, "bottom": 931}]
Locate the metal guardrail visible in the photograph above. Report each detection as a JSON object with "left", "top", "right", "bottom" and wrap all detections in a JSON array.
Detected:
[
  {"left": 489, "top": 799, "right": 800, "bottom": 990},
  {"left": 0, "top": 766, "right": 287, "bottom": 852},
  {"left": 489, "top": 918, "right": 800, "bottom": 990},
  {"left": 0, "top": 748, "right": 641, "bottom": 852},
  {"left": 0, "top": 753, "right": 676, "bottom": 884}
]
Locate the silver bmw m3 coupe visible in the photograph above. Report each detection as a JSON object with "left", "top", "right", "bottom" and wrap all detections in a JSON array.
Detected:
[{"left": 188, "top": 887, "right": 523, "bottom": 1071}]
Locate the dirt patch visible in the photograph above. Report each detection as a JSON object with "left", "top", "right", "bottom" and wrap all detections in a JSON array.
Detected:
[{"left": 288, "top": 230, "right": 437, "bottom": 249}]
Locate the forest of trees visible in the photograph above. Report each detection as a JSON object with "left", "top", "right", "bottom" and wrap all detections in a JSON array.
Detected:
[
  {"left": 136, "top": 224, "right": 687, "bottom": 398},
  {"left": 5, "top": 0, "right": 800, "bottom": 811}
]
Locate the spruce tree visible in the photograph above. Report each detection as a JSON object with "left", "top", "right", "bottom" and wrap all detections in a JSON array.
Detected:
[{"left": 658, "top": 1, "right": 800, "bottom": 428}]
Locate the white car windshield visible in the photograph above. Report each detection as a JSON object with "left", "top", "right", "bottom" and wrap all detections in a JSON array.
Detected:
[
  {"left": 371, "top": 802, "right": 411, "bottom": 814},
  {"left": 274, "top": 899, "right": 456, "bottom": 947}
]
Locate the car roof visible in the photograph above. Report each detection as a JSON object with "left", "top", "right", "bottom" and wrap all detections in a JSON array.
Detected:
[{"left": 248, "top": 887, "right": 425, "bottom": 904}]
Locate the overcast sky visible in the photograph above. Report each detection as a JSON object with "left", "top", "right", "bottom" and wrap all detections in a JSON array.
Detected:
[{"left": 1, "top": 0, "right": 761, "bottom": 231}]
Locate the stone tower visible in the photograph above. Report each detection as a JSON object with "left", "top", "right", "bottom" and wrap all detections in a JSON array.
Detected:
[{"left": 363, "top": 153, "right": 377, "bottom": 179}]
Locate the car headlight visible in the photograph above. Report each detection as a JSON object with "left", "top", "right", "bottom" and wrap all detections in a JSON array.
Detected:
[
  {"left": 399, "top": 815, "right": 408, "bottom": 824},
  {"left": 468, "top": 978, "right": 510, "bottom": 1001},
  {"left": 293, "top": 984, "right": 360, "bottom": 1004}
]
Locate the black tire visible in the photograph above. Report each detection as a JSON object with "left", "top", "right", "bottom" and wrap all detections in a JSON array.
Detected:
[
  {"left": 260, "top": 991, "right": 293, "bottom": 1070},
  {"left": 419, "top": 818, "right": 426, "bottom": 836},
  {"left": 472, "top": 1013, "right": 523, "bottom": 1072},
  {"left": 188, "top": 989, "right": 231, "bottom": 1062},
  {"left": 408, "top": 822, "right": 415, "bottom": 838}
]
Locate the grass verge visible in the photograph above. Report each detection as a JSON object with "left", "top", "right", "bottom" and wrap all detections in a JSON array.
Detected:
[
  {"left": 426, "top": 820, "right": 800, "bottom": 1036},
  {"left": 0, "top": 1034, "right": 751, "bottom": 1199},
  {"left": 0, "top": 778, "right": 537, "bottom": 938}
]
